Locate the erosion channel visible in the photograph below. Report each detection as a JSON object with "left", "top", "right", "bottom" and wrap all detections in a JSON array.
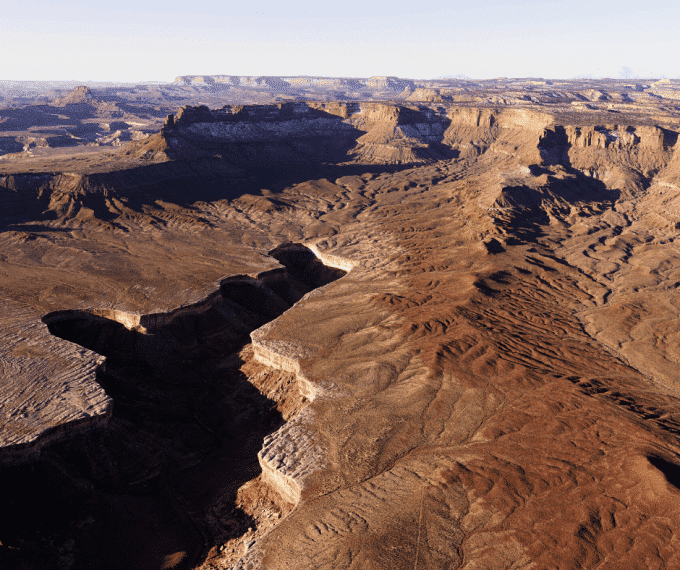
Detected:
[{"left": 0, "top": 243, "right": 346, "bottom": 570}]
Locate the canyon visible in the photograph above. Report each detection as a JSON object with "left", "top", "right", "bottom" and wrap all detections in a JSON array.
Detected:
[{"left": 2, "top": 79, "right": 680, "bottom": 569}]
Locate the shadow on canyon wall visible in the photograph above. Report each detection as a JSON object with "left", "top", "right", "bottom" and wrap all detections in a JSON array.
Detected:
[
  {"left": 0, "top": 103, "right": 459, "bottom": 230},
  {"left": 492, "top": 125, "right": 621, "bottom": 244},
  {"left": 0, "top": 244, "right": 345, "bottom": 570}
]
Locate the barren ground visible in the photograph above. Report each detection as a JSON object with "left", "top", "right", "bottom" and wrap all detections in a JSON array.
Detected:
[{"left": 1, "top": 81, "right": 680, "bottom": 569}]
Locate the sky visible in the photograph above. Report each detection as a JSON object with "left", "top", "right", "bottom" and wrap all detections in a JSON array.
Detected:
[{"left": 1, "top": 0, "right": 679, "bottom": 82}]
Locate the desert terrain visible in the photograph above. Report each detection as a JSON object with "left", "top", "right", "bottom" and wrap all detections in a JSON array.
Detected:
[{"left": 1, "top": 76, "right": 680, "bottom": 569}]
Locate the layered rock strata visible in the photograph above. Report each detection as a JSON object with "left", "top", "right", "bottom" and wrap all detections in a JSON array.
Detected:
[
  {"left": 0, "top": 244, "right": 345, "bottom": 465},
  {"left": 0, "top": 299, "right": 108, "bottom": 463}
]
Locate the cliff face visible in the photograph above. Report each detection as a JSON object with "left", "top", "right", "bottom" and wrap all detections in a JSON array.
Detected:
[
  {"left": 1, "top": 244, "right": 345, "bottom": 463},
  {"left": 2, "top": 102, "right": 679, "bottom": 231},
  {"left": 161, "top": 102, "right": 452, "bottom": 165},
  {"left": 532, "top": 124, "right": 679, "bottom": 198},
  {"left": 157, "top": 102, "right": 556, "bottom": 167}
]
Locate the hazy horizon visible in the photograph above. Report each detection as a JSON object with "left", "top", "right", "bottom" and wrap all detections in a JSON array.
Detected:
[
  {"left": 2, "top": 0, "right": 679, "bottom": 82},
  {"left": 0, "top": 74, "right": 674, "bottom": 85}
]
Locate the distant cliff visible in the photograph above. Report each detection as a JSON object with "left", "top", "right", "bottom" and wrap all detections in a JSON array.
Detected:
[
  {"left": 172, "top": 75, "right": 414, "bottom": 92},
  {"left": 2, "top": 101, "right": 679, "bottom": 226}
]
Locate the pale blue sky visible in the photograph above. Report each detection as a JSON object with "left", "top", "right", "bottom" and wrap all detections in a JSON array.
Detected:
[{"left": 1, "top": 0, "right": 678, "bottom": 82}]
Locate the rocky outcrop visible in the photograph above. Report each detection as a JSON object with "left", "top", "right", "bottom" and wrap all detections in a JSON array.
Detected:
[
  {"left": 251, "top": 314, "right": 325, "bottom": 508},
  {"left": 52, "top": 85, "right": 93, "bottom": 106},
  {"left": 365, "top": 76, "right": 413, "bottom": 90},
  {"left": 152, "top": 101, "right": 456, "bottom": 165},
  {"left": 535, "top": 124, "right": 680, "bottom": 197},
  {"left": 0, "top": 299, "right": 109, "bottom": 464},
  {"left": 1, "top": 244, "right": 345, "bottom": 466},
  {"left": 250, "top": 246, "right": 355, "bottom": 509},
  {"left": 406, "top": 88, "right": 445, "bottom": 102}
]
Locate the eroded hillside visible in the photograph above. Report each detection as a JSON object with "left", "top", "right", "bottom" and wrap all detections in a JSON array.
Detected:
[{"left": 1, "top": 94, "right": 680, "bottom": 569}]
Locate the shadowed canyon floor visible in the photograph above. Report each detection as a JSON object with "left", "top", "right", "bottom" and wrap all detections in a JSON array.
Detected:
[{"left": 2, "top": 90, "right": 680, "bottom": 569}]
